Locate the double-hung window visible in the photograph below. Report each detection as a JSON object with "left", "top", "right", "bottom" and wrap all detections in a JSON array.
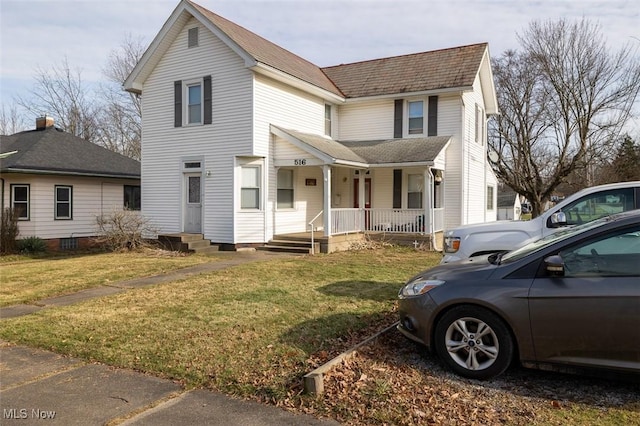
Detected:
[
  {"left": 11, "top": 184, "right": 29, "bottom": 220},
  {"left": 241, "top": 165, "right": 261, "bottom": 209},
  {"left": 174, "top": 76, "right": 211, "bottom": 127},
  {"left": 187, "top": 82, "right": 202, "bottom": 125},
  {"left": 486, "top": 185, "right": 494, "bottom": 211},
  {"left": 408, "top": 174, "right": 423, "bottom": 208},
  {"left": 324, "top": 104, "right": 332, "bottom": 136},
  {"left": 408, "top": 101, "right": 424, "bottom": 135},
  {"left": 124, "top": 185, "right": 141, "bottom": 210},
  {"left": 55, "top": 185, "right": 72, "bottom": 220},
  {"left": 277, "top": 169, "right": 294, "bottom": 209}
]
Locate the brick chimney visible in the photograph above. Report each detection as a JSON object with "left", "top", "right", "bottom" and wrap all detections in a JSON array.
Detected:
[{"left": 36, "top": 116, "right": 54, "bottom": 130}]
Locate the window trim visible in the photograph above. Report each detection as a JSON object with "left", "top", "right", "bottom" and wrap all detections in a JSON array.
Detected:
[
  {"left": 55, "top": 185, "right": 73, "bottom": 220},
  {"left": 486, "top": 185, "right": 495, "bottom": 211},
  {"left": 324, "top": 104, "right": 332, "bottom": 136},
  {"left": 124, "top": 185, "right": 141, "bottom": 211},
  {"left": 407, "top": 174, "right": 423, "bottom": 209},
  {"left": 185, "top": 79, "right": 203, "bottom": 125},
  {"left": 240, "top": 164, "right": 262, "bottom": 210},
  {"left": 10, "top": 184, "right": 30, "bottom": 221},
  {"left": 407, "top": 100, "right": 424, "bottom": 135}
]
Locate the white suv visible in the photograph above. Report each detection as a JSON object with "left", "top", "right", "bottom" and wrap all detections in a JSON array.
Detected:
[{"left": 442, "top": 181, "right": 640, "bottom": 263}]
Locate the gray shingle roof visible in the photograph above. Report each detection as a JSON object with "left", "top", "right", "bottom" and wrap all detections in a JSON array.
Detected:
[
  {"left": 0, "top": 127, "right": 140, "bottom": 178},
  {"left": 274, "top": 127, "right": 450, "bottom": 166},
  {"left": 188, "top": 2, "right": 487, "bottom": 100},
  {"left": 322, "top": 43, "right": 488, "bottom": 98},
  {"left": 341, "top": 136, "right": 451, "bottom": 164},
  {"left": 189, "top": 1, "right": 343, "bottom": 97}
]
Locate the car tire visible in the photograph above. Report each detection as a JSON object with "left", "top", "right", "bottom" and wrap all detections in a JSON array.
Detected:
[{"left": 434, "top": 305, "right": 514, "bottom": 380}]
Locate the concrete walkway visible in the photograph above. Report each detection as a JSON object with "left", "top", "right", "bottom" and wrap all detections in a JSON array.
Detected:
[{"left": 0, "top": 251, "right": 339, "bottom": 425}]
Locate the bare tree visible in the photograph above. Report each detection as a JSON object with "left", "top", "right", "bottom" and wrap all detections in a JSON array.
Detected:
[
  {"left": 489, "top": 18, "right": 640, "bottom": 217},
  {"left": 0, "top": 104, "right": 27, "bottom": 135},
  {"left": 96, "top": 33, "right": 146, "bottom": 160},
  {"left": 15, "top": 57, "right": 100, "bottom": 141}
]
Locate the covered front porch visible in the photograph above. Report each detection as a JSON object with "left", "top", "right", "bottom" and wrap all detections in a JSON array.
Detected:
[{"left": 271, "top": 126, "right": 450, "bottom": 253}]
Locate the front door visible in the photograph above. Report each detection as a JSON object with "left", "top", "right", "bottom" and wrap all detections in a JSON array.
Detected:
[
  {"left": 353, "top": 178, "right": 371, "bottom": 208},
  {"left": 354, "top": 178, "right": 371, "bottom": 229},
  {"left": 184, "top": 173, "right": 202, "bottom": 233}
]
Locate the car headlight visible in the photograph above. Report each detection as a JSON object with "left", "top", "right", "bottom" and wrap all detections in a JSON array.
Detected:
[
  {"left": 399, "top": 278, "right": 445, "bottom": 298},
  {"left": 443, "top": 236, "right": 460, "bottom": 253}
]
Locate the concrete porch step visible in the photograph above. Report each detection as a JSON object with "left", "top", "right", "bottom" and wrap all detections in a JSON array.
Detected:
[
  {"left": 157, "top": 233, "right": 218, "bottom": 253},
  {"left": 257, "top": 239, "right": 320, "bottom": 254}
]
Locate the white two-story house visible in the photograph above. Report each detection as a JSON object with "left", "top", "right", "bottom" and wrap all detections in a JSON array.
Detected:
[{"left": 125, "top": 0, "right": 498, "bottom": 253}]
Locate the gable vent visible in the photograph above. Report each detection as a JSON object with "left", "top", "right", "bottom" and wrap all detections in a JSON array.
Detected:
[{"left": 188, "top": 27, "right": 199, "bottom": 48}]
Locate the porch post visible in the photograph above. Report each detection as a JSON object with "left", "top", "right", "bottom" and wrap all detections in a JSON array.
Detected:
[
  {"left": 323, "top": 165, "right": 332, "bottom": 237},
  {"left": 424, "top": 169, "right": 432, "bottom": 234}
]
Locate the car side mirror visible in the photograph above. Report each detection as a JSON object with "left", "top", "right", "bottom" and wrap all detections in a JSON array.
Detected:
[
  {"left": 544, "top": 255, "right": 565, "bottom": 276},
  {"left": 549, "top": 212, "right": 567, "bottom": 228}
]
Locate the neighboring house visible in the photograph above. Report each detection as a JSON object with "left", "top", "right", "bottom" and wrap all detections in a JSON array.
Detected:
[
  {"left": 124, "top": 0, "right": 498, "bottom": 253},
  {"left": 0, "top": 117, "right": 141, "bottom": 251},
  {"left": 497, "top": 186, "right": 522, "bottom": 220}
]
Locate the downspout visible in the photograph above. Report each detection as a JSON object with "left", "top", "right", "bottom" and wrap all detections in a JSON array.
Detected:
[
  {"left": 1, "top": 178, "right": 4, "bottom": 212},
  {"left": 322, "top": 165, "right": 332, "bottom": 237},
  {"left": 427, "top": 167, "right": 440, "bottom": 252},
  {"left": 460, "top": 97, "right": 466, "bottom": 225}
]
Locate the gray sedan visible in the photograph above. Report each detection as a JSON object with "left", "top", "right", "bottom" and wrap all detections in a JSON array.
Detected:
[{"left": 398, "top": 210, "right": 640, "bottom": 380}]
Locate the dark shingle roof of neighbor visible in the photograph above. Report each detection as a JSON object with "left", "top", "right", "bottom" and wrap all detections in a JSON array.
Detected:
[
  {"left": 188, "top": 1, "right": 487, "bottom": 100},
  {"left": 0, "top": 127, "right": 140, "bottom": 178}
]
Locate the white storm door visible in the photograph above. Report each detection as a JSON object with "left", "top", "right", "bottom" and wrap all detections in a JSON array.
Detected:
[{"left": 184, "top": 173, "right": 202, "bottom": 233}]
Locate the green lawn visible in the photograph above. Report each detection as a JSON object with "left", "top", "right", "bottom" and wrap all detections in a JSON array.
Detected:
[
  {"left": 0, "top": 251, "right": 213, "bottom": 306},
  {"left": 1, "top": 247, "right": 636, "bottom": 425}
]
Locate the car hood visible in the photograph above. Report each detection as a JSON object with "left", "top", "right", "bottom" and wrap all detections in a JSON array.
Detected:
[
  {"left": 444, "top": 216, "right": 544, "bottom": 236},
  {"left": 408, "top": 255, "right": 498, "bottom": 282}
]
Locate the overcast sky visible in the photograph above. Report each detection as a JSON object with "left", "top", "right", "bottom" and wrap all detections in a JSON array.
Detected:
[{"left": 1, "top": 0, "right": 639, "bottom": 115}]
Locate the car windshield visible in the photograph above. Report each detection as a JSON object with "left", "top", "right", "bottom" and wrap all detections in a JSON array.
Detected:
[{"left": 500, "top": 216, "right": 613, "bottom": 263}]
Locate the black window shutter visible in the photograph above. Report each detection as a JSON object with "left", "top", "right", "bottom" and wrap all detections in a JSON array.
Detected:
[
  {"left": 393, "top": 169, "right": 402, "bottom": 208},
  {"left": 174, "top": 80, "right": 182, "bottom": 127},
  {"left": 428, "top": 96, "right": 438, "bottom": 136},
  {"left": 394, "top": 99, "right": 403, "bottom": 138},
  {"left": 203, "top": 75, "right": 212, "bottom": 125}
]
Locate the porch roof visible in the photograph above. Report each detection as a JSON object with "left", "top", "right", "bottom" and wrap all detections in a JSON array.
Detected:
[{"left": 272, "top": 125, "right": 450, "bottom": 168}]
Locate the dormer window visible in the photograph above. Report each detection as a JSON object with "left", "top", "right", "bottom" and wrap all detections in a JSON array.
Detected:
[
  {"left": 188, "top": 27, "right": 199, "bottom": 48},
  {"left": 408, "top": 101, "right": 424, "bottom": 135}
]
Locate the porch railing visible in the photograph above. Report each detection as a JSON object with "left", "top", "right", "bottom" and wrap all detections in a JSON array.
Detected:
[{"left": 330, "top": 208, "right": 444, "bottom": 235}]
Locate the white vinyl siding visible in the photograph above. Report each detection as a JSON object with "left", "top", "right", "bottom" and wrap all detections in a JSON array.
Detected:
[
  {"left": 2, "top": 174, "right": 138, "bottom": 240},
  {"left": 254, "top": 73, "right": 328, "bottom": 240},
  {"left": 140, "top": 16, "right": 252, "bottom": 243},
  {"left": 338, "top": 99, "right": 394, "bottom": 140}
]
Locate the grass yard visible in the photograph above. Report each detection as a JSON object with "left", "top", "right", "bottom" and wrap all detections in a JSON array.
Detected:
[
  {"left": 0, "top": 250, "right": 213, "bottom": 307},
  {"left": 0, "top": 248, "right": 434, "bottom": 394},
  {"left": 1, "top": 247, "right": 637, "bottom": 425}
]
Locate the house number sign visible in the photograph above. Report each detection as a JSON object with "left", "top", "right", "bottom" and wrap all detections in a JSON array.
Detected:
[{"left": 294, "top": 159, "right": 307, "bottom": 165}]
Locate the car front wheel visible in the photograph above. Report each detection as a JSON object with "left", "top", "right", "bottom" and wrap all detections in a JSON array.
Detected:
[{"left": 434, "top": 305, "right": 514, "bottom": 380}]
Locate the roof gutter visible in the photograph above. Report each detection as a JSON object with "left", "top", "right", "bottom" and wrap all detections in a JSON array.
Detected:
[
  {"left": 2, "top": 168, "right": 140, "bottom": 180},
  {"left": 343, "top": 86, "right": 472, "bottom": 103},
  {"left": 252, "top": 63, "right": 345, "bottom": 103}
]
